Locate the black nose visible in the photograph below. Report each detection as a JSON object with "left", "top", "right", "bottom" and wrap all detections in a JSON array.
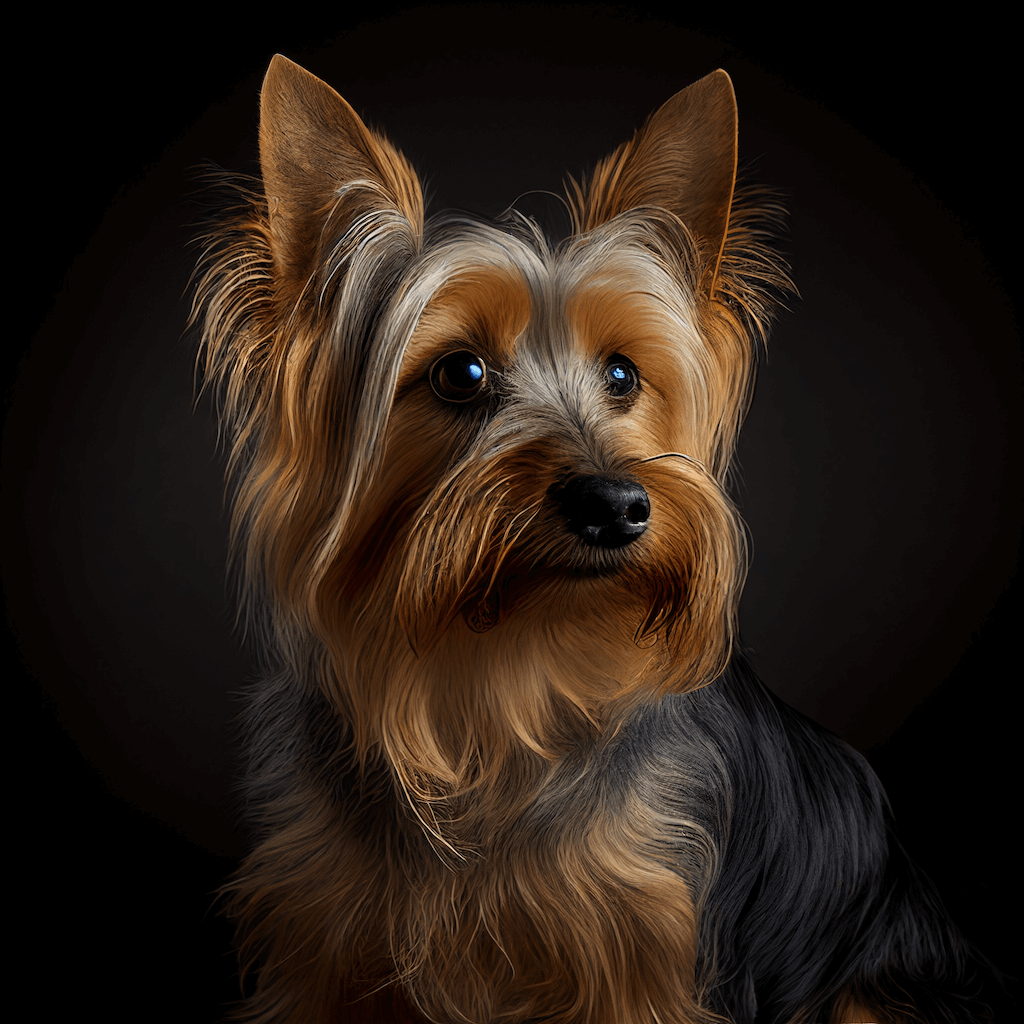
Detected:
[{"left": 551, "top": 475, "right": 650, "bottom": 548}]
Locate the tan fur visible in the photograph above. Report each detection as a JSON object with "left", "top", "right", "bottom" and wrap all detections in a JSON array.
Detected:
[{"left": 193, "top": 56, "right": 793, "bottom": 1023}]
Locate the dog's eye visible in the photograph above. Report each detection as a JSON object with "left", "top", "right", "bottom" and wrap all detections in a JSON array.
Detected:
[
  {"left": 605, "top": 356, "right": 639, "bottom": 398},
  {"left": 430, "top": 350, "right": 488, "bottom": 403}
]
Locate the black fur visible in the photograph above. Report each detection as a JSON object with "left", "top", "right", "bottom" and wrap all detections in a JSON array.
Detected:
[{"left": 620, "top": 657, "right": 992, "bottom": 1021}]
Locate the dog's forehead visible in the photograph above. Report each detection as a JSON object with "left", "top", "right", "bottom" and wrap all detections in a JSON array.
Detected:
[
  {"left": 401, "top": 226, "right": 697, "bottom": 376},
  {"left": 403, "top": 263, "right": 533, "bottom": 371}
]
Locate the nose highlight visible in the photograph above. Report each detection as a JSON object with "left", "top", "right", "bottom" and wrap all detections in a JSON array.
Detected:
[{"left": 551, "top": 475, "right": 650, "bottom": 548}]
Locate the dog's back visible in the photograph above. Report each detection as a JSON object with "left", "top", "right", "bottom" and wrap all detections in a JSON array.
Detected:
[{"left": 648, "top": 663, "right": 988, "bottom": 1021}]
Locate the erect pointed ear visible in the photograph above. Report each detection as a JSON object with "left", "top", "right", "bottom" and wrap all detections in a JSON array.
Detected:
[
  {"left": 576, "top": 70, "right": 737, "bottom": 289},
  {"left": 258, "top": 54, "right": 424, "bottom": 292}
]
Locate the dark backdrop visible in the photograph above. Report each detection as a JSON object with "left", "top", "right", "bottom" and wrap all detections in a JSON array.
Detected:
[{"left": 9, "top": 7, "right": 1018, "bottom": 1020}]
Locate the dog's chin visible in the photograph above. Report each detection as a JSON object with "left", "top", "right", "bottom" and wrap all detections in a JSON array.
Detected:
[{"left": 459, "top": 541, "right": 641, "bottom": 633}]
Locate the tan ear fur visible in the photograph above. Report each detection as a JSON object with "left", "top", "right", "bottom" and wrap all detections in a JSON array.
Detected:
[
  {"left": 259, "top": 54, "right": 424, "bottom": 291},
  {"left": 576, "top": 70, "right": 738, "bottom": 289}
]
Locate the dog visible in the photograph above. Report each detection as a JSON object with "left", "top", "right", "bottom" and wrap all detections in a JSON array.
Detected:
[{"left": 192, "top": 54, "right": 990, "bottom": 1023}]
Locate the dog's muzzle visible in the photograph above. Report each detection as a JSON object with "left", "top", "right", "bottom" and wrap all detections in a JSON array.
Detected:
[{"left": 551, "top": 475, "right": 650, "bottom": 548}]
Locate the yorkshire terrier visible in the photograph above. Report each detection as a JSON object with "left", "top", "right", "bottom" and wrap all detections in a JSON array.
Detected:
[{"left": 193, "top": 55, "right": 990, "bottom": 1023}]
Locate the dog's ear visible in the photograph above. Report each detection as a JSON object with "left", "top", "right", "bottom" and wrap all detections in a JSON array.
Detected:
[
  {"left": 259, "top": 54, "right": 424, "bottom": 292},
  {"left": 575, "top": 70, "right": 737, "bottom": 289}
]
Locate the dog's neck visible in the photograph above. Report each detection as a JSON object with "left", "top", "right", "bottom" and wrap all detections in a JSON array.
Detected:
[{"left": 330, "top": 594, "right": 665, "bottom": 814}]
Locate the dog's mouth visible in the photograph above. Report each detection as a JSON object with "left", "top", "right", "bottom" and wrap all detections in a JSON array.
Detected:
[{"left": 459, "top": 476, "right": 650, "bottom": 632}]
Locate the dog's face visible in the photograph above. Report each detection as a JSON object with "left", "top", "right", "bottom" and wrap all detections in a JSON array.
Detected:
[
  {"left": 196, "top": 56, "right": 785, "bottom": 771},
  {"left": 379, "top": 219, "right": 741, "bottom": 644}
]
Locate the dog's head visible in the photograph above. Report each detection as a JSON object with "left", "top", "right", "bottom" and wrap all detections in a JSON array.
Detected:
[{"left": 194, "top": 56, "right": 787, "bottom": 771}]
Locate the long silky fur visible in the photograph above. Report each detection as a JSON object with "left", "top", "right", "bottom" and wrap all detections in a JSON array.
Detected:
[{"left": 192, "top": 58, "right": 991, "bottom": 1024}]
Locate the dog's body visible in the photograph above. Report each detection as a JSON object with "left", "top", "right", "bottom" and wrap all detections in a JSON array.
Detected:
[{"left": 194, "top": 56, "right": 988, "bottom": 1023}]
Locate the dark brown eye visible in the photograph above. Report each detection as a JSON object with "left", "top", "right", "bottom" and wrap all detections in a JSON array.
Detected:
[
  {"left": 430, "top": 350, "right": 488, "bottom": 403},
  {"left": 605, "top": 355, "right": 639, "bottom": 398}
]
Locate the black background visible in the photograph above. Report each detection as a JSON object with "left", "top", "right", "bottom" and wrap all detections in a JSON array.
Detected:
[{"left": 9, "top": 6, "right": 1018, "bottom": 1019}]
